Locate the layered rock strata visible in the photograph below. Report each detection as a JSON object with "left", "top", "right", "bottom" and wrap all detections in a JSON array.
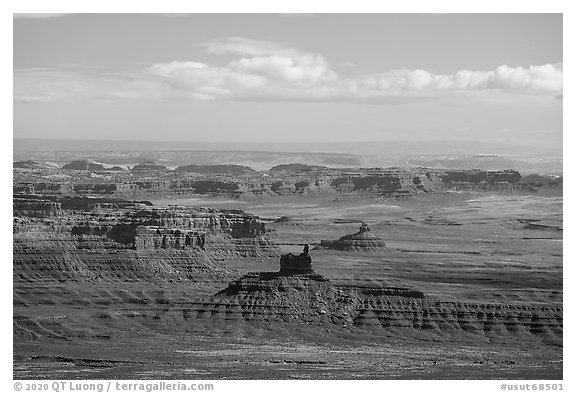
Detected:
[
  {"left": 205, "top": 253, "right": 562, "bottom": 343},
  {"left": 13, "top": 196, "right": 279, "bottom": 283},
  {"left": 14, "top": 164, "right": 531, "bottom": 200}
]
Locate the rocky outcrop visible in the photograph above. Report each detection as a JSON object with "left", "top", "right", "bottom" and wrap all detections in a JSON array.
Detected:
[{"left": 319, "top": 223, "right": 386, "bottom": 252}]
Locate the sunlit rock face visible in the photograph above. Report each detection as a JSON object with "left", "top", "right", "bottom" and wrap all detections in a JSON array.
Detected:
[{"left": 13, "top": 195, "right": 279, "bottom": 283}]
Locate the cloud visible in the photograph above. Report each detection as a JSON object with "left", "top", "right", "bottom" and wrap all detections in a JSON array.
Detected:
[
  {"left": 352, "top": 63, "right": 563, "bottom": 94},
  {"left": 201, "top": 37, "right": 338, "bottom": 85},
  {"left": 490, "top": 64, "right": 563, "bottom": 91},
  {"left": 146, "top": 61, "right": 268, "bottom": 100},
  {"left": 229, "top": 56, "right": 337, "bottom": 85},
  {"left": 14, "top": 37, "right": 563, "bottom": 104}
]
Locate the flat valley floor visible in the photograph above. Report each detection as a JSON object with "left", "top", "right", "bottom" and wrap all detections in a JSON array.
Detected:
[{"left": 14, "top": 191, "right": 563, "bottom": 379}]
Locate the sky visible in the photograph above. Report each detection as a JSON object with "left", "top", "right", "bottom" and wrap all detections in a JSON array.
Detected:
[{"left": 13, "top": 13, "right": 563, "bottom": 149}]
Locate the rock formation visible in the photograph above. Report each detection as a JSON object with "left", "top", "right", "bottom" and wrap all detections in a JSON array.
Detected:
[
  {"left": 319, "top": 223, "right": 386, "bottom": 252},
  {"left": 14, "top": 164, "right": 534, "bottom": 200},
  {"left": 13, "top": 193, "right": 563, "bottom": 347},
  {"left": 206, "top": 252, "right": 561, "bottom": 343},
  {"left": 13, "top": 195, "right": 279, "bottom": 283},
  {"left": 214, "top": 250, "right": 423, "bottom": 319},
  {"left": 277, "top": 245, "right": 314, "bottom": 273},
  {"left": 13, "top": 195, "right": 62, "bottom": 218}
]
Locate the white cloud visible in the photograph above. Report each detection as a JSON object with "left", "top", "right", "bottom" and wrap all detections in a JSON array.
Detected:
[
  {"left": 355, "top": 63, "right": 563, "bottom": 94},
  {"left": 148, "top": 61, "right": 209, "bottom": 77},
  {"left": 199, "top": 37, "right": 338, "bottom": 85},
  {"left": 230, "top": 55, "right": 337, "bottom": 85},
  {"left": 494, "top": 64, "right": 563, "bottom": 91},
  {"left": 146, "top": 61, "right": 269, "bottom": 100},
  {"left": 14, "top": 37, "right": 563, "bottom": 104}
]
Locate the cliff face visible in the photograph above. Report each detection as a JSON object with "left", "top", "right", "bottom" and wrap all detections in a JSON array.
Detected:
[
  {"left": 14, "top": 183, "right": 67, "bottom": 195},
  {"left": 13, "top": 237, "right": 237, "bottom": 283},
  {"left": 13, "top": 196, "right": 279, "bottom": 283},
  {"left": 440, "top": 170, "right": 523, "bottom": 190},
  {"left": 13, "top": 196, "right": 62, "bottom": 218},
  {"left": 14, "top": 165, "right": 533, "bottom": 200}
]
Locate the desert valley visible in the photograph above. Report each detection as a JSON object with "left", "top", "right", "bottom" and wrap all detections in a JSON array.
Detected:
[{"left": 13, "top": 147, "right": 563, "bottom": 379}]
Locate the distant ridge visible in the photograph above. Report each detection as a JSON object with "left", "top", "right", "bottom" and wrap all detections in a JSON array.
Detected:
[
  {"left": 62, "top": 159, "right": 106, "bottom": 171},
  {"left": 13, "top": 138, "right": 561, "bottom": 156},
  {"left": 12, "top": 138, "right": 562, "bottom": 174}
]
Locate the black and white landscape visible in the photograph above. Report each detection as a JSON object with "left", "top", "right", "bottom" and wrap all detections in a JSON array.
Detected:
[{"left": 13, "top": 13, "right": 562, "bottom": 380}]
